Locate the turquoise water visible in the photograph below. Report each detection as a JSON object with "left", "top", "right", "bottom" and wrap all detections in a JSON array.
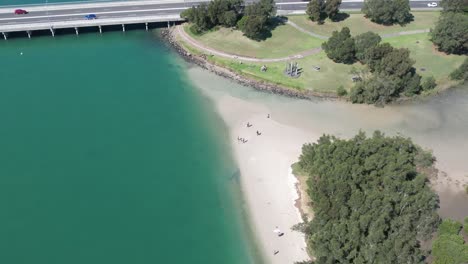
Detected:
[{"left": 0, "top": 31, "right": 258, "bottom": 263}]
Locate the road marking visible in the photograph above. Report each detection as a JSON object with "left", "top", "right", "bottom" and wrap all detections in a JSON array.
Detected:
[{"left": 0, "top": 7, "right": 186, "bottom": 21}]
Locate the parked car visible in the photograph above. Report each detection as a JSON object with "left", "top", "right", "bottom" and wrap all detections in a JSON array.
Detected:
[
  {"left": 14, "top": 9, "right": 28, "bottom": 15},
  {"left": 84, "top": 14, "right": 97, "bottom": 20},
  {"left": 427, "top": 2, "right": 438, "bottom": 7}
]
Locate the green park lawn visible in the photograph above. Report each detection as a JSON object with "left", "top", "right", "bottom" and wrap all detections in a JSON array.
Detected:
[
  {"left": 179, "top": 35, "right": 361, "bottom": 93},
  {"left": 287, "top": 12, "right": 440, "bottom": 37},
  {"left": 384, "top": 33, "right": 465, "bottom": 86},
  {"left": 184, "top": 23, "right": 323, "bottom": 59},
  {"left": 180, "top": 10, "right": 463, "bottom": 94}
]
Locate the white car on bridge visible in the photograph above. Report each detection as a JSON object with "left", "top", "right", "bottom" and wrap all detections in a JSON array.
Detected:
[{"left": 427, "top": 2, "right": 438, "bottom": 7}]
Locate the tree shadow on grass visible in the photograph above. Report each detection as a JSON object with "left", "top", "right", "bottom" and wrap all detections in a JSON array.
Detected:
[
  {"left": 253, "top": 16, "right": 288, "bottom": 41},
  {"left": 330, "top": 12, "right": 350, "bottom": 22}
]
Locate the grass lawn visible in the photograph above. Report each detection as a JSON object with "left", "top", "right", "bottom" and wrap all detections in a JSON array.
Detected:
[
  {"left": 179, "top": 35, "right": 361, "bottom": 93},
  {"left": 184, "top": 23, "right": 323, "bottom": 59},
  {"left": 287, "top": 12, "right": 440, "bottom": 37},
  {"left": 383, "top": 33, "right": 465, "bottom": 86}
]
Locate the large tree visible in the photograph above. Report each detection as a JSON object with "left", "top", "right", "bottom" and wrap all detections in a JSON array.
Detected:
[
  {"left": 354, "top": 31, "right": 381, "bottom": 62},
  {"left": 362, "top": 0, "right": 413, "bottom": 25},
  {"left": 298, "top": 131, "right": 440, "bottom": 264},
  {"left": 306, "top": 0, "right": 324, "bottom": 23},
  {"left": 440, "top": 0, "right": 468, "bottom": 13},
  {"left": 324, "top": 0, "right": 342, "bottom": 21},
  {"left": 322, "top": 27, "right": 355, "bottom": 64},
  {"left": 431, "top": 12, "right": 468, "bottom": 55}
]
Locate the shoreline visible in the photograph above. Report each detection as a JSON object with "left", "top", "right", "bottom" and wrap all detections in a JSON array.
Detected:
[
  {"left": 160, "top": 27, "right": 464, "bottom": 106},
  {"left": 160, "top": 28, "right": 341, "bottom": 102}
]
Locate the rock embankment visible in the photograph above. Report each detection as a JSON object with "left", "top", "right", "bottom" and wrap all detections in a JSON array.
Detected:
[{"left": 160, "top": 28, "right": 340, "bottom": 101}]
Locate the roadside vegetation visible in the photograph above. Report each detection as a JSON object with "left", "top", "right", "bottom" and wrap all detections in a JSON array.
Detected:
[
  {"left": 181, "top": 0, "right": 277, "bottom": 40},
  {"left": 296, "top": 131, "right": 439, "bottom": 263},
  {"left": 430, "top": 0, "right": 468, "bottom": 55}
]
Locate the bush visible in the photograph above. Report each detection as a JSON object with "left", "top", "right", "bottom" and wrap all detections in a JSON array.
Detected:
[
  {"left": 431, "top": 12, "right": 468, "bottom": 55},
  {"left": 450, "top": 58, "right": 468, "bottom": 81},
  {"left": 336, "top": 85, "right": 347, "bottom": 96},
  {"left": 322, "top": 27, "right": 355, "bottom": 64},
  {"left": 432, "top": 219, "right": 468, "bottom": 264},
  {"left": 422, "top": 76, "right": 437, "bottom": 91},
  {"left": 362, "top": 0, "right": 413, "bottom": 25},
  {"left": 298, "top": 131, "right": 440, "bottom": 263},
  {"left": 439, "top": 219, "right": 462, "bottom": 235}
]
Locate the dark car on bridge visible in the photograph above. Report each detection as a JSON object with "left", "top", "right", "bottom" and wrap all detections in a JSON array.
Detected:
[
  {"left": 84, "top": 14, "right": 97, "bottom": 20},
  {"left": 14, "top": 9, "right": 28, "bottom": 15}
]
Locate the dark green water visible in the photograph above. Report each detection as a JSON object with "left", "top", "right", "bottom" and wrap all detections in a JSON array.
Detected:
[{"left": 0, "top": 31, "right": 257, "bottom": 264}]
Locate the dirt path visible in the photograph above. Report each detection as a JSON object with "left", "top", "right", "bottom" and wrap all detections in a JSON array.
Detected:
[
  {"left": 176, "top": 25, "right": 322, "bottom": 63},
  {"left": 287, "top": 20, "right": 430, "bottom": 39},
  {"left": 175, "top": 22, "right": 430, "bottom": 63}
]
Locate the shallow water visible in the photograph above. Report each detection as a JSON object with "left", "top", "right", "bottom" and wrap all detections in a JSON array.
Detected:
[{"left": 187, "top": 66, "right": 468, "bottom": 221}]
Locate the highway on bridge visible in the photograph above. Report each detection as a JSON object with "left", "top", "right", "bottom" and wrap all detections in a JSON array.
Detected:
[{"left": 0, "top": 0, "right": 440, "bottom": 32}]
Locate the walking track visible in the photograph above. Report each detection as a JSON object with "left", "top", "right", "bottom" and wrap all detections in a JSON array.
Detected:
[{"left": 176, "top": 21, "right": 432, "bottom": 63}]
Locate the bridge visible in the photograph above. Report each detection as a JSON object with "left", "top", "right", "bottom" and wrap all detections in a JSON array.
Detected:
[{"left": 0, "top": 0, "right": 440, "bottom": 39}]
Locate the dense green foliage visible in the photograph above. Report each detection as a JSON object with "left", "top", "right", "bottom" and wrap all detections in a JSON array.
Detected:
[
  {"left": 450, "top": 58, "right": 468, "bottom": 81},
  {"left": 354, "top": 32, "right": 381, "bottom": 62},
  {"left": 321, "top": 29, "right": 422, "bottom": 104},
  {"left": 324, "top": 0, "right": 342, "bottom": 21},
  {"left": 351, "top": 43, "right": 422, "bottom": 104},
  {"left": 432, "top": 219, "right": 468, "bottom": 264},
  {"left": 306, "top": 0, "right": 342, "bottom": 23},
  {"left": 430, "top": 12, "right": 468, "bottom": 55},
  {"left": 362, "top": 0, "right": 413, "bottom": 25},
  {"left": 238, "top": 0, "right": 276, "bottom": 39},
  {"left": 181, "top": 0, "right": 277, "bottom": 40},
  {"left": 298, "top": 131, "right": 439, "bottom": 263},
  {"left": 306, "top": 0, "right": 323, "bottom": 22},
  {"left": 181, "top": 0, "right": 243, "bottom": 33},
  {"left": 422, "top": 76, "right": 437, "bottom": 91},
  {"left": 440, "top": 0, "right": 468, "bottom": 13},
  {"left": 322, "top": 27, "right": 356, "bottom": 64}
]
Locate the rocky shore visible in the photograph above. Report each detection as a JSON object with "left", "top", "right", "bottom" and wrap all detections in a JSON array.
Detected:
[{"left": 160, "top": 28, "right": 340, "bottom": 101}]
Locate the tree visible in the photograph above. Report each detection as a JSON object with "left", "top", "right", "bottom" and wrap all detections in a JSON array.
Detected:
[
  {"left": 298, "top": 131, "right": 440, "bottom": 263},
  {"left": 322, "top": 27, "right": 355, "bottom": 64},
  {"left": 431, "top": 12, "right": 468, "bottom": 55},
  {"left": 350, "top": 74, "right": 400, "bottom": 104},
  {"left": 181, "top": 4, "right": 212, "bottom": 33},
  {"left": 450, "top": 58, "right": 468, "bottom": 81},
  {"left": 258, "top": 0, "right": 276, "bottom": 18},
  {"left": 363, "top": 42, "right": 394, "bottom": 70},
  {"left": 422, "top": 76, "right": 437, "bottom": 91},
  {"left": 238, "top": 15, "right": 267, "bottom": 40},
  {"left": 375, "top": 48, "right": 415, "bottom": 77},
  {"left": 306, "top": 0, "right": 323, "bottom": 22},
  {"left": 324, "top": 0, "right": 342, "bottom": 21},
  {"left": 440, "top": 0, "right": 468, "bottom": 13},
  {"left": 362, "top": 0, "right": 413, "bottom": 25},
  {"left": 354, "top": 31, "right": 381, "bottom": 62}
]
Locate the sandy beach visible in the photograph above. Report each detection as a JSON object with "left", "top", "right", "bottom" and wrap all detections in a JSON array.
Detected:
[
  {"left": 186, "top": 63, "right": 468, "bottom": 262},
  {"left": 215, "top": 95, "right": 315, "bottom": 263}
]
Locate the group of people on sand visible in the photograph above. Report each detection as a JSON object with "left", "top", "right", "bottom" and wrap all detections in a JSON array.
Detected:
[
  {"left": 237, "top": 137, "right": 248, "bottom": 143},
  {"left": 273, "top": 226, "right": 284, "bottom": 255},
  {"left": 237, "top": 115, "right": 270, "bottom": 143}
]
